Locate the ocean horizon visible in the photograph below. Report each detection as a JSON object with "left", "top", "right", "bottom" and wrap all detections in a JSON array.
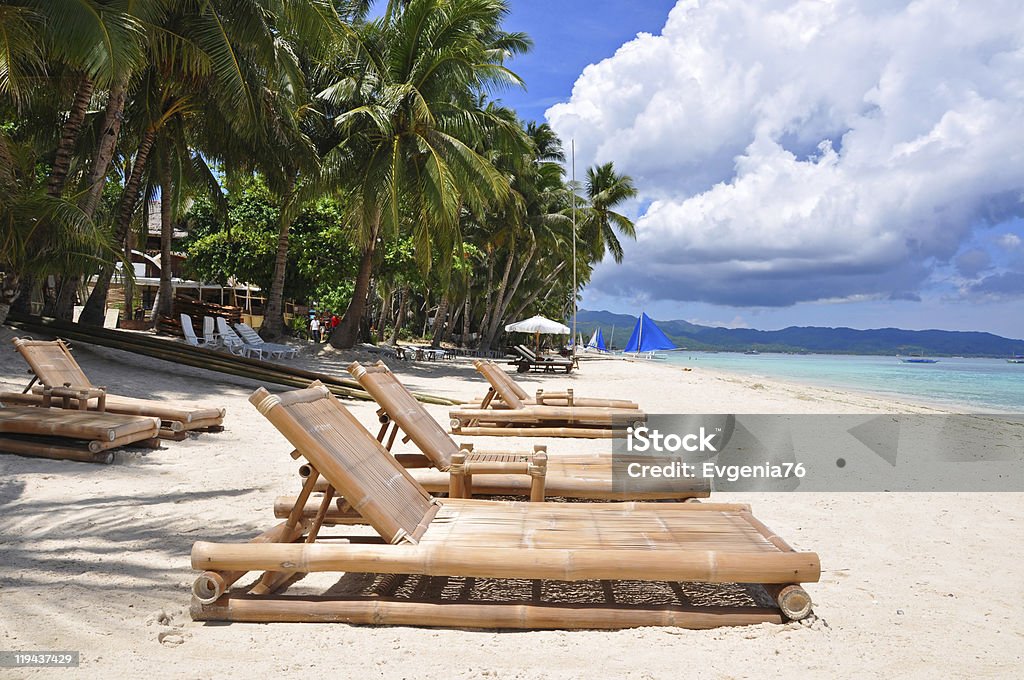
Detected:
[{"left": 664, "top": 351, "right": 1024, "bottom": 412}]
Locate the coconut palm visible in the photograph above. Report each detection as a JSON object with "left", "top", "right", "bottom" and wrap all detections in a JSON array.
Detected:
[
  {"left": 578, "top": 161, "right": 637, "bottom": 264},
  {"left": 322, "top": 0, "right": 531, "bottom": 348},
  {"left": 79, "top": 0, "right": 347, "bottom": 326}
]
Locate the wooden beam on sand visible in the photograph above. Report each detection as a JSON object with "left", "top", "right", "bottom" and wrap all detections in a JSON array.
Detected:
[{"left": 5, "top": 314, "right": 459, "bottom": 406}]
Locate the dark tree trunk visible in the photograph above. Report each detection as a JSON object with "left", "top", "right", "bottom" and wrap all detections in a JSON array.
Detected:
[
  {"left": 47, "top": 74, "right": 95, "bottom": 198},
  {"left": 430, "top": 293, "right": 450, "bottom": 348},
  {"left": 331, "top": 220, "right": 379, "bottom": 349},
  {"left": 80, "top": 75, "right": 128, "bottom": 219},
  {"left": 460, "top": 293, "right": 471, "bottom": 347},
  {"left": 387, "top": 284, "right": 409, "bottom": 345},
  {"left": 258, "top": 202, "right": 294, "bottom": 340},
  {"left": 79, "top": 128, "right": 157, "bottom": 326}
]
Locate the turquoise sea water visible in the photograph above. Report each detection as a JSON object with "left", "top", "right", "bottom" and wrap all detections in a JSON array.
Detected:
[{"left": 664, "top": 352, "right": 1024, "bottom": 412}]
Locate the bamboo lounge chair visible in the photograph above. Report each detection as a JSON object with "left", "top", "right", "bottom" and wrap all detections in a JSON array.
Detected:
[
  {"left": 0, "top": 404, "right": 161, "bottom": 463},
  {"left": 347, "top": 360, "right": 706, "bottom": 500},
  {"left": 449, "top": 362, "right": 647, "bottom": 437},
  {"left": 189, "top": 382, "right": 819, "bottom": 628},
  {"left": 1, "top": 338, "right": 225, "bottom": 440},
  {"left": 470, "top": 359, "right": 639, "bottom": 410}
]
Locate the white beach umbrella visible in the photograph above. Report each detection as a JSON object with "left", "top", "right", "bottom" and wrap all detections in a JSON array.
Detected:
[{"left": 504, "top": 315, "right": 570, "bottom": 334}]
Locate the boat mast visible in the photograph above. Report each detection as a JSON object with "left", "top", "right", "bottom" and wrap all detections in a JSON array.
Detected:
[{"left": 636, "top": 311, "right": 643, "bottom": 356}]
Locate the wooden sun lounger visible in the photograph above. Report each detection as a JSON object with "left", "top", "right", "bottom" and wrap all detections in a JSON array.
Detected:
[
  {"left": 3, "top": 338, "right": 225, "bottom": 440},
  {"left": 0, "top": 406, "right": 161, "bottom": 463},
  {"left": 469, "top": 359, "right": 639, "bottom": 410},
  {"left": 347, "top": 360, "right": 706, "bottom": 500},
  {"left": 449, "top": 361, "right": 647, "bottom": 437},
  {"left": 190, "top": 383, "right": 819, "bottom": 629},
  {"left": 510, "top": 344, "right": 575, "bottom": 373}
]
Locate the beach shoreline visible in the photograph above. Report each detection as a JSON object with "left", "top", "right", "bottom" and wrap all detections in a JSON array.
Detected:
[{"left": 0, "top": 328, "right": 1021, "bottom": 678}]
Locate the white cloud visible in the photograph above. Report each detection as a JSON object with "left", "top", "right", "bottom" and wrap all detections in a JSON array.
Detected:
[
  {"left": 998, "top": 233, "right": 1022, "bottom": 250},
  {"left": 548, "top": 0, "right": 1024, "bottom": 306}
]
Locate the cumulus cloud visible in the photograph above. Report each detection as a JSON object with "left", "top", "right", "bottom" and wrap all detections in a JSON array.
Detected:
[
  {"left": 547, "top": 0, "right": 1024, "bottom": 306},
  {"left": 998, "top": 233, "right": 1022, "bottom": 250}
]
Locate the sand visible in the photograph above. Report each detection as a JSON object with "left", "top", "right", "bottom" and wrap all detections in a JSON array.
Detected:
[{"left": 0, "top": 326, "right": 1021, "bottom": 678}]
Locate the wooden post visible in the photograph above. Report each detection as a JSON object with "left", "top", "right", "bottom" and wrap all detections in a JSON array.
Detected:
[
  {"left": 449, "top": 451, "right": 467, "bottom": 499},
  {"left": 529, "top": 447, "right": 548, "bottom": 502}
]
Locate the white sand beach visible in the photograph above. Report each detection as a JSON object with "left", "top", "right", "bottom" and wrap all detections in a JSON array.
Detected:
[{"left": 0, "top": 328, "right": 1021, "bottom": 678}]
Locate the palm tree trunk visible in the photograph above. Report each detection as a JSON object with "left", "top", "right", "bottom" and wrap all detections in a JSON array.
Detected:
[
  {"left": 387, "top": 284, "right": 410, "bottom": 345},
  {"left": 444, "top": 300, "right": 461, "bottom": 345},
  {"left": 79, "top": 127, "right": 158, "bottom": 326},
  {"left": 430, "top": 293, "right": 450, "bottom": 348},
  {"left": 80, "top": 75, "right": 129, "bottom": 219},
  {"left": 47, "top": 74, "right": 94, "bottom": 198},
  {"left": 260, "top": 180, "right": 297, "bottom": 340},
  {"left": 375, "top": 287, "right": 390, "bottom": 335},
  {"left": 492, "top": 240, "right": 536, "bottom": 331},
  {"left": 508, "top": 261, "right": 567, "bottom": 321},
  {"left": 154, "top": 154, "right": 174, "bottom": 325},
  {"left": 332, "top": 217, "right": 380, "bottom": 348},
  {"left": 476, "top": 254, "right": 496, "bottom": 347},
  {"left": 460, "top": 293, "right": 472, "bottom": 347},
  {"left": 483, "top": 248, "right": 516, "bottom": 349}
]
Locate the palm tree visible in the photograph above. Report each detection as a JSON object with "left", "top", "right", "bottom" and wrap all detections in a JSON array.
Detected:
[
  {"left": 0, "top": 132, "right": 119, "bottom": 323},
  {"left": 79, "top": 0, "right": 344, "bottom": 326},
  {"left": 579, "top": 161, "right": 637, "bottom": 263},
  {"left": 323, "top": 0, "right": 531, "bottom": 348}
]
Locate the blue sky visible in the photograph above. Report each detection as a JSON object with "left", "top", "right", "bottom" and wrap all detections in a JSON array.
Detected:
[{"left": 492, "top": 0, "right": 1024, "bottom": 339}]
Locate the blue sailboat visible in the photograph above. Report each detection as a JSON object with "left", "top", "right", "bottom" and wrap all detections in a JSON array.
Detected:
[
  {"left": 623, "top": 312, "right": 677, "bottom": 359},
  {"left": 586, "top": 328, "right": 608, "bottom": 352}
]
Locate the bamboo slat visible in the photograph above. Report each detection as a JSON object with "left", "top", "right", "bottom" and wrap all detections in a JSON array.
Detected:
[
  {"left": 349, "top": 362, "right": 460, "bottom": 467},
  {"left": 192, "top": 596, "right": 785, "bottom": 629},
  {"left": 450, "top": 405, "right": 645, "bottom": 426}
]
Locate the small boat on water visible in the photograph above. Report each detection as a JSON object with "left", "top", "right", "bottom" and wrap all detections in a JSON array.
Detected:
[
  {"left": 899, "top": 354, "right": 939, "bottom": 364},
  {"left": 744, "top": 350, "right": 760, "bottom": 355},
  {"left": 1008, "top": 354, "right": 1024, "bottom": 364},
  {"left": 621, "top": 312, "right": 677, "bottom": 360}
]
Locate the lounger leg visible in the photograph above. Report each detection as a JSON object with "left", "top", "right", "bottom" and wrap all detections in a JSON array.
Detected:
[
  {"left": 251, "top": 484, "right": 337, "bottom": 596},
  {"left": 192, "top": 468, "right": 320, "bottom": 604}
]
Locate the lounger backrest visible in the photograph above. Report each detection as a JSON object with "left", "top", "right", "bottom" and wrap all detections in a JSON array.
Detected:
[
  {"left": 472, "top": 359, "right": 526, "bottom": 409},
  {"left": 216, "top": 317, "right": 243, "bottom": 346},
  {"left": 234, "top": 322, "right": 265, "bottom": 346},
  {"left": 180, "top": 314, "right": 200, "bottom": 345},
  {"left": 12, "top": 338, "right": 93, "bottom": 388},
  {"left": 487, "top": 361, "right": 530, "bottom": 401},
  {"left": 202, "top": 316, "right": 218, "bottom": 343},
  {"left": 348, "top": 361, "right": 460, "bottom": 468},
  {"left": 250, "top": 382, "right": 434, "bottom": 544},
  {"left": 516, "top": 344, "right": 538, "bottom": 361}
]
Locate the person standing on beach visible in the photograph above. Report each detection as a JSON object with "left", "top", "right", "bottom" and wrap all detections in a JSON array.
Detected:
[{"left": 310, "top": 316, "right": 321, "bottom": 343}]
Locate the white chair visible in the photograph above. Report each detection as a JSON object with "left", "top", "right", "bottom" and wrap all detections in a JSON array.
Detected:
[
  {"left": 234, "top": 322, "right": 298, "bottom": 360},
  {"left": 215, "top": 317, "right": 265, "bottom": 359},
  {"left": 203, "top": 316, "right": 222, "bottom": 348},
  {"left": 180, "top": 314, "right": 207, "bottom": 348}
]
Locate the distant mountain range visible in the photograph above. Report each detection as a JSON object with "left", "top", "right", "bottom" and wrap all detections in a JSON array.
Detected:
[{"left": 575, "top": 310, "right": 1024, "bottom": 357}]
